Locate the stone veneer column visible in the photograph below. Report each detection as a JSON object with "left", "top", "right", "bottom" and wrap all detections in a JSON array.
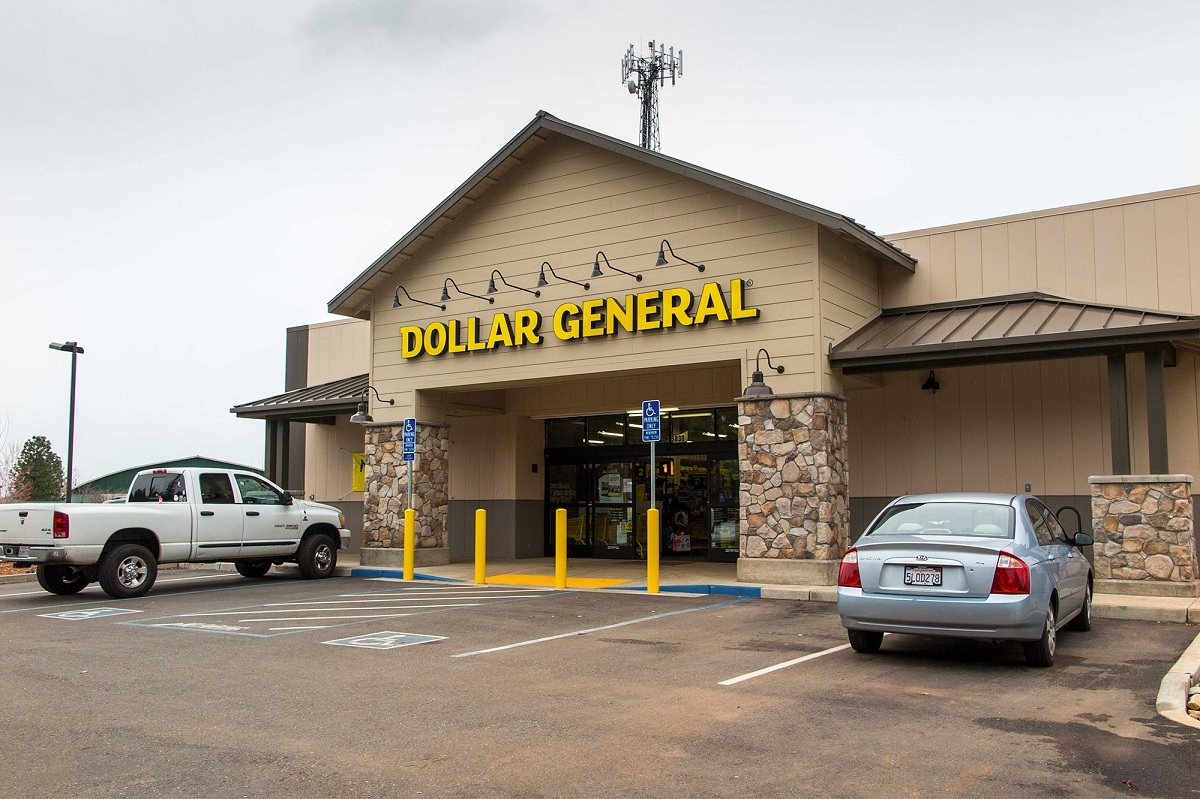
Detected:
[
  {"left": 1090, "top": 474, "right": 1198, "bottom": 597},
  {"left": 360, "top": 421, "right": 451, "bottom": 567},
  {"left": 736, "top": 393, "right": 849, "bottom": 586}
]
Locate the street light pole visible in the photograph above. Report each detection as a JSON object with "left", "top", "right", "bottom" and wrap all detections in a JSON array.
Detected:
[{"left": 49, "top": 341, "right": 84, "bottom": 502}]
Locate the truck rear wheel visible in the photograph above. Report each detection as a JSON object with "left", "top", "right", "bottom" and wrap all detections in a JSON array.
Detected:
[
  {"left": 235, "top": 560, "right": 272, "bottom": 579},
  {"left": 36, "top": 565, "right": 90, "bottom": 595},
  {"left": 297, "top": 533, "right": 337, "bottom": 579},
  {"left": 97, "top": 543, "right": 158, "bottom": 599}
]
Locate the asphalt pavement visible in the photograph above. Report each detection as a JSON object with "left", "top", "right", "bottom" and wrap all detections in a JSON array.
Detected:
[{"left": 1, "top": 569, "right": 1197, "bottom": 798}]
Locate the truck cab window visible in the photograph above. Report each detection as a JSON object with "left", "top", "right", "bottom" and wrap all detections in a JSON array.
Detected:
[
  {"left": 199, "top": 474, "right": 235, "bottom": 504},
  {"left": 128, "top": 472, "right": 186, "bottom": 503},
  {"left": 235, "top": 475, "right": 284, "bottom": 505}
]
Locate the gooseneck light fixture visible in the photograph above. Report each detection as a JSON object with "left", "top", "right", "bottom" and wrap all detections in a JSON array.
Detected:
[
  {"left": 441, "top": 277, "right": 494, "bottom": 305},
  {"left": 743, "top": 348, "right": 785, "bottom": 397},
  {"left": 536, "top": 261, "right": 589, "bottom": 291},
  {"left": 591, "top": 250, "right": 642, "bottom": 283},
  {"left": 392, "top": 285, "right": 446, "bottom": 311},
  {"left": 486, "top": 269, "right": 540, "bottom": 298},
  {"left": 656, "top": 239, "right": 705, "bottom": 272},
  {"left": 350, "top": 385, "right": 395, "bottom": 425},
  {"left": 48, "top": 340, "right": 84, "bottom": 502},
  {"left": 921, "top": 370, "right": 940, "bottom": 395}
]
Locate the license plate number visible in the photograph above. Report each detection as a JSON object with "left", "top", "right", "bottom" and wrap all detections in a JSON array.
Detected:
[{"left": 904, "top": 565, "right": 942, "bottom": 586}]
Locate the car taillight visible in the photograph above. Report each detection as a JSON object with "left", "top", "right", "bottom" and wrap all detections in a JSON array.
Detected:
[
  {"left": 838, "top": 548, "right": 861, "bottom": 588},
  {"left": 990, "top": 553, "right": 1030, "bottom": 594},
  {"left": 53, "top": 511, "right": 69, "bottom": 539}
]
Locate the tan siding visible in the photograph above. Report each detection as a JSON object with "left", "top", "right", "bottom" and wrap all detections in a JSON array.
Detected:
[
  {"left": 933, "top": 374, "right": 963, "bottom": 492},
  {"left": 953, "top": 228, "right": 983, "bottom": 299},
  {"left": 303, "top": 418, "right": 366, "bottom": 502},
  {"left": 980, "top": 225, "right": 1010, "bottom": 297},
  {"left": 1039, "top": 361, "right": 1076, "bottom": 495},
  {"left": 928, "top": 232, "right": 957, "bottom": 302},
  {"left": 1092, "top": 205, "right": 1128, "bottom": 304},
  {"left": 1011, "top": 361, "right": 1046, "bottom": 494},
  {"left": 1155, "top": 196, "right": 1192, "bottom": 313},
  {"left": 1034, "top": 215, "right": 1067, "bottom": 296},
  {"left": 818, "top": 228, "right": 882, "bottom": 392},
  {"left": 1124, "top": 202, "right": 1159, "bottom": 309},
  {"left": 1063, "top": 212, "right": 1097, "bottom": 302},
  {"left": 306, "top": 319, "right": 370, "bottom": 386},
  {"left": 958, "top": 366, "right": 991, "bottom": 491},
  {"left": 1166, "top": 350, "right": 1200, "bottom": 478},
  {"left": 1007, "top": 219, "right": 1037, "bottom": 293}
]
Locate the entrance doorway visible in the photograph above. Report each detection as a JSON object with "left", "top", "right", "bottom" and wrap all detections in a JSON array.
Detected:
[{"left": 544, "top": 409, "right": 739, "bottom": 562}]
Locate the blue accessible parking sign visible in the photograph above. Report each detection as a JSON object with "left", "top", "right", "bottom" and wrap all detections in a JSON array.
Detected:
[
  {"left": 641, "top": 399, "right": 661, "bottom": 442},
  {"left": 402, "top": 417, "right": 417, "bottom": 462}
]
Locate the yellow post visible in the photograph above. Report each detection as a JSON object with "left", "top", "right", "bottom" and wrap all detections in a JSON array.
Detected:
[
  {"left": 474, "top": 508, "right": 487, "bottom": 585},
  {"left": 647, "top": 508, "right": 660, "bottom": 594},
  {"left": 555, "top": 508, "right": 567, "bottom": 589},
  {"left": 403, "top": 507, "right": 416, "bottom": 581}
]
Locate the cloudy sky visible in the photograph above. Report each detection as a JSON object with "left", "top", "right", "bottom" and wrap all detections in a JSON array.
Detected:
[{"left": 3, "top": 0, "right": 1199, "bottom": 484}]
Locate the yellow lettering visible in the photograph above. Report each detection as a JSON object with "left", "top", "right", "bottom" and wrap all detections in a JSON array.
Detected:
[
  {"left": 606, "top": 295, "right": 635, "bottom": 335},
  {"left": 466, "top": 317, "right": 486, "bottom": 352},
  {"left": 400, "top": 326, "right": 424, "bottom": 359},
  {"left": 553, "top": 303, "right": 581, "bottom": 340},
  {"left": 730, "top": 278, "right": 760, "bottom": 320},
  {"left": 424, "top": 322, "right": 448, "bottom": 356},
  {"left": 514, "top": 310, "right": 543, "bottom": 346},
  {"left": 581, "top": 299, "right": 605, "bottom": 338},
  {"left": 693, "top": 282, "right": 732, "bottom": 324},
  {"left": 635, "top": 291, "right": 662, "bottom": 331},
  {"left": 661, "top": 288, "right": 694, "bottom": 329},
  {"left": 447, "top": 319, "right": 468, "bottom": 354},
  {"left": 486, "top": 313, "right": 515, "bottom": 349}
]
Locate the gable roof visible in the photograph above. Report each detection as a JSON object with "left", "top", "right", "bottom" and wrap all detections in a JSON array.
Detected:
[
  {"left": 829, "top": 292, "right": 1200, "bottom": 374},
  {"left": 328, "top": 111, "right": 916, "bottom": 319}
]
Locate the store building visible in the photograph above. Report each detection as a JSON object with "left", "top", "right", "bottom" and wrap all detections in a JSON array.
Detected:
[{"left": 241, "top": 111, "right": 1200, "bottom": 597}]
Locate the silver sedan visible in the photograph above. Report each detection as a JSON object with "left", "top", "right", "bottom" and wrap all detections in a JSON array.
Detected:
[{"left": 836, "top": 493, "right": 1093, "bottom": 666}]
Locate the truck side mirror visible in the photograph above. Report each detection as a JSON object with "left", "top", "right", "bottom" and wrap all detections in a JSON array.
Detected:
[{"left": 283, "top": 493, "right": 294, "bottom": 506}]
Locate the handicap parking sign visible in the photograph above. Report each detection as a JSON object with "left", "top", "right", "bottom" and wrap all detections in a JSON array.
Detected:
[
  {"left": 402, "top": 417, "right": 417, "bottom": 461},
  {"left": 641, "top": 399, "right": 661, "bottom": 442}
]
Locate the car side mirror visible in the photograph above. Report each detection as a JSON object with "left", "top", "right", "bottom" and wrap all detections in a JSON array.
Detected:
[
  {"left": 283, "top": 493, "right": 294, "bottom": 506},
  {"left": 1072, "top": 532, "right": 1093, "bottom": 548}
]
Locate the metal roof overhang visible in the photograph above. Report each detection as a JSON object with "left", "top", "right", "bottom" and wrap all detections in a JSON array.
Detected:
[
  {"left": 829, "top": 293, "right": 1200, "bottom": 374},
  {"left": 230, "top": 374, "right": 368, "bottom": 423}
]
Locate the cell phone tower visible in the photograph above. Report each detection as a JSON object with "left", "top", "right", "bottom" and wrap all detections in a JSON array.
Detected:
[{"left": 621, "top": 40, "right": 683, "bottom": 152}]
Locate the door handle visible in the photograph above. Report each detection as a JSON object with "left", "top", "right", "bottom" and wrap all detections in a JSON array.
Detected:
[
  {"left": 246, "top": 511, "right": 260, "bottom": 517},
  {"left": 200, "top": 511, "right": 215, "bottom": 517}
]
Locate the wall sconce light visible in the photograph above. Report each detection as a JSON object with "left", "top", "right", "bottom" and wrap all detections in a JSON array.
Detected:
[
  {"left": 535, "top": 260, "right": 589, "bottom": 291},
  {"left": 392, "top": 285, "right": 446, "bottom": 311},
  {"left": 743, "top": 348, "right": 785, "bottom": 397},
  {"left": 486, "top": 269, "right": 541, "bottom": 298},
  {"left": 441, "top": 277, "right": 494, "bottom": 305},
  {"left": 656, "top": 239, "right": 705, "bottom": 272},
  {"left": 921, "top": 370, "right": 940, "bottom": 395},
  {"left": 350, "top": 385, "right": 395, "bottom": 425},
  {"left": 591, "top": 250, "right": 642, "bottom": 282}
]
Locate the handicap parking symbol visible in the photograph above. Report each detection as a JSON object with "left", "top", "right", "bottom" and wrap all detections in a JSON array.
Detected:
[
  {"left": 39, "top": 607, "right": 143, "bottom": 621},
  {"left": 322, "top": 631, "right": 445, "bottom": 650}
]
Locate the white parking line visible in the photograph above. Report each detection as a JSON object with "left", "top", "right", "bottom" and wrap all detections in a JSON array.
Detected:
[
  {"left": 180, "top": 602, "right": 484, "bottom": 618},
  {"left": 265, "top": 593, "right": 545, "bottom": 606},
  {"left": 718, "top": 643, "right": 852, "bottom": 685},
  {"left": 239, "top": 613, "right": 415, "bottom": 623},
  {"left": 452, "top": 598, "right": 752, "bottom": 658}
]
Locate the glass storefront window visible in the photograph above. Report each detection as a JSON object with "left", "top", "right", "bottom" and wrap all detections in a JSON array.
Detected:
[
  {"left": 667, "top": 411, "right": 715, "bottom": 444},
  {"left": 547, "top": 463, "right": 589, "bottom": 505},
  {"left": 546, "top": 418, "right": 586, "bottom": 448},
  {"left": 715, "top": 408, "right": 738, "bottom": 441},
  {"left": 589, "top": 415, "right": 628, "bottom": 446}
]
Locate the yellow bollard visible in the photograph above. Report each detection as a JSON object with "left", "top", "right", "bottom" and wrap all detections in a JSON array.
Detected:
[
  {"left": 403, "top": 507, "right": 415, "bottom": 581},
  {"left": 555, "top": 508, "right": 567, "bottom": 589},
  {"left": 647, "top": 508, "right": 660, "bottom": 594},
  {"left": 474, "top": 508, "right": 487, "bottom": 585}
]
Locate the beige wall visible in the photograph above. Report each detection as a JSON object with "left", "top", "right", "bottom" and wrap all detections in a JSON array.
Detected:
[
  {"left": 365, "top": 133, "right": 844, "bottom": 423},
  {"left": 818, "top": 228, "right": 882, "bottom": 393},
  {"left": 306, "top": 318, "right": 370, "bottom": 385},
  {"left": 883, "top": 185, "right": 1200, "bottom": 312}
]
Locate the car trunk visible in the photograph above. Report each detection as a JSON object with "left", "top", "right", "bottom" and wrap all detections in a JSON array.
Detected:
[{"left": 855, "top": 535, "right": 1013, "bottom": 598}]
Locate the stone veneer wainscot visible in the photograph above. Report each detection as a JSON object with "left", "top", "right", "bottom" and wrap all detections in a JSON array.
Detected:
[{"left": 361, "top": 421, "right": 451, "bottom": 567}]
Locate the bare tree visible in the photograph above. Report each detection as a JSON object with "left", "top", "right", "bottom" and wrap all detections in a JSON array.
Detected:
[{"left": 0, "top": 416, "right": 31, "bottom": 503}]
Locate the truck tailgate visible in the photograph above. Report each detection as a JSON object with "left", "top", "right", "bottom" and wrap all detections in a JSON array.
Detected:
[{"left": 0, "top": 506, "right": 59, "bottom": 548}]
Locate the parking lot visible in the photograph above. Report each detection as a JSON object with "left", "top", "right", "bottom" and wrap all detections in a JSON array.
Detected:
[{"left": 2, "top": 569, "right": 1198, "bottom": 799}]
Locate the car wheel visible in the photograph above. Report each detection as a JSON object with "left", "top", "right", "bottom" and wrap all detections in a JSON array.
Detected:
[
  {"left": 296, "top": 533, "right": 337, "bottom": 579},
  {"left": 1023, "top": 602, "right": 1057, "bottom": 667},
  {"left": 847, "top": 629, "right": 884, "bottom": 654},
  {"left": 235, "top": 560, "right": 272, "bottom": 579},
  {"left": 35, "top": 565, "right": 89, "bottom": 595},
  {"left": 1066, "top": 582, "right": 1093, "bottom": 632},
  {"left": 97, "top": 543, "right": 158, "bottom": 599}
]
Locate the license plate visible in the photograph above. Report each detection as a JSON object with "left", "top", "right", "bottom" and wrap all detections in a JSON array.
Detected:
[{"left": 904, "top": 565, "right": 942, "bottom": 586}]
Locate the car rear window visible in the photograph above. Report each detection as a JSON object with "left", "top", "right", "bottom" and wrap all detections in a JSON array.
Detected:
[{"left": 866, "top": 502, "right": 1014, "bottom": 539}]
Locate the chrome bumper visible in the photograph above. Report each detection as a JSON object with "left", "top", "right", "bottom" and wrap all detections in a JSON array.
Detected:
[{"left": 1, "top": 544, "right": 67, "bottom": 564}]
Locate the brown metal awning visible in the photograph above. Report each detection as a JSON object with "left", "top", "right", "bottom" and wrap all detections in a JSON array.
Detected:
[
  {"left": 231, "top": 374, "right": 368, "bottom": 423},
  {"left": 829, "top": 292, "right": 1200, "bottom": 374}
]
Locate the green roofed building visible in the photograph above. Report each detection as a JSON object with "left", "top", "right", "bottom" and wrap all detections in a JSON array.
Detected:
[{"left": 72, "top": 456, "right": 264, "bottom": 502}]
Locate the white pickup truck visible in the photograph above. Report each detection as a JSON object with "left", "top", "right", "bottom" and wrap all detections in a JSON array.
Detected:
[{"left": 0, "top": 468, "right": 351, "bottom": 599}]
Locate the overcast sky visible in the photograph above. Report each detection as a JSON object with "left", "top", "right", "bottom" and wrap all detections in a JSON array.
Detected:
[{"left": 3, "top": 0, "right": 1199, "bottom": 484}]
